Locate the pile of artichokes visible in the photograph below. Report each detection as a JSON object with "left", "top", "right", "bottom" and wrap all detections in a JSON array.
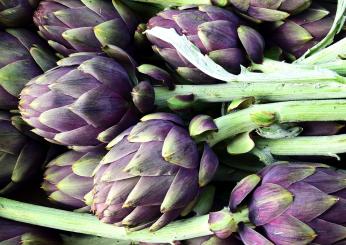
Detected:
[{"left": 0, "top": 0, "right": 346, "bottom": 244}]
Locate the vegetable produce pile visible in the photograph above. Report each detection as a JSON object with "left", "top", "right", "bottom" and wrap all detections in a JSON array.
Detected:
[{"left": 0, "top": 0, "right": 346, "bottom": 244}]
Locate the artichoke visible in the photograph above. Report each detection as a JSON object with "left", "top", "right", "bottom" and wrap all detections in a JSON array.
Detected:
[
  {"left": 0, "top": 28, "right": 57, "bottom": 110},
  {"left": 269, "top": 3, "right": 335, "bottom": 59},
  {"left": 209, "top": 162, "right": 346, "bottom": 244},
  {"left": 229, "top": 0, "right": 312, "bottom": 22},
  {"left": 146, "top": 5, "right": 264, "bottom": 83},
  {"left": 42, "top": 150, "right": 104, "bottom": 210},
  {"left": 0, "top": 111, "right": 50, "bottom": 195},
  {"left": 0, "top": 0, "right": 39, "bottom": 27},
  {"left": 0, "top": 218, "right": 61, "bottom": 245},
  {"left": 92, "top": 113, "right": 219, "bottom": 231},
  {"left": 19, "top": 53, "right": 140, "bottom": 151},
  {"left": 33, "top": 0, "right": 138, "bottom": 56}
]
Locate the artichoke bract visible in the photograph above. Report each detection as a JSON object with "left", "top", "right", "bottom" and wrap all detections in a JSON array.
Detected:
[
  {"left": 0, "top": 111, "right": 48, "bottom": 195},
  {"left": 19, "top": 53, "right": 140, "bottom": 151},
  {"left": 92, "top": 113, "right": 219, "bottom": 231},
  {"left": 42, "top": 150, "right": 104, "bottom": 210},
  {"left": 269, "top": 4, "right": 335, "bottom": 59},
  {"left": 0, "top": 0, "right": 40, "bottom": 27},
  {"left": 33, "top": 0, "right": 138, "bottom": 56},
  {"left": 0, "top": 29, "right": 57, "bottom": 110},
  {"left": 209, "top": 162, "right": 346, "bottom": 244},
  {"left": 0, "top": 218, "right": 62, "bottom": 245},
  {"left": 229, "top": 0, "right": 312, "bottom": 22},
  {"left": 146, "top": 6, "right": 264, "bottom": 84}
]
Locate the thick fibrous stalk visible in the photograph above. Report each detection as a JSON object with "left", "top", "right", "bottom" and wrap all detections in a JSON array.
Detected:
[
  {"left": 203, "top": 99, "right": 346, "bottom": 146},
  {"left": 0, "top": 198, "right": 212, "bottom": 243}
]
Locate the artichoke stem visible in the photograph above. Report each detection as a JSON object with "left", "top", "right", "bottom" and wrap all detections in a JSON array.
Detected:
[
  {"left": 153, "top": 74, "right": 346, "bottom": 109},
  {"left": 200, "top": 100, "right": 346, "bottom": 146},
  {"left": 0, "top": 198, "right": 212, "bottom": 243},
  {"left": 255, "top": 134, "right": 346, "bottom": 159},
  {"left": 251, "top": 58, "right": 346, "bottom": 76}
]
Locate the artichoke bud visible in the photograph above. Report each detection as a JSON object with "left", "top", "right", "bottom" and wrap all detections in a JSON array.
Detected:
[
  {"left": 0, "top": 28, "right": 56, "bottom": 110},
  {"left": 147, "top": 6, "right": 264, "bottom": 84},
  {"left": 210, "top": 162, "right": 346, "bottom": 244},
  {"left": 33, "top": 0, "right": 138, "bottom": 56},
  {"left": 42, "top": 150, "right": 105, "bottom": 210},
  {"left": 229, "top": 0, "right": 311, "bottom": 22},
  {"left": 20, "top": 53, "right": 140, "bottom": 150},
  {"left": 92, "top": 113, "right": 218, "bottom": 231},
  {"left": 0, "top": 0, "right": 40, "bottom": 27}
]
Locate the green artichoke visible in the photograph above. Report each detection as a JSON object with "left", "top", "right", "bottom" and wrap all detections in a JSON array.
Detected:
[
  {"left": 0, "top": 0, "right": 40, "bottom": 27},
  {"left": 33, "top": 0, "right": 138, "bottom": 56},
  {"left": 269, "top": 3, "right": 335, "bottom": 59},
  {"left": 0, "top": 111, "right": 49, "bottom": 195},
  {"left": 209, "top": 162, "right": 346, "bottom": 244},
  {"left": 0, "top": 28, "right": 57, "bottom": 110},
  {"left": 42, "top": 150, "right": 104, "bottom": 210},
  {"left": 0, "top": 218, "right": 62, "bottom": 245},
  {"left": 229, "top": 0, "right": 312, "bottom": 22}
]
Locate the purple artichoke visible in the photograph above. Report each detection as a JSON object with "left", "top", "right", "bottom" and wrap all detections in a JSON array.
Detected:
[
  {"left": 229, "top": 0, "right": 312, "bottom": 22},
  {"left": 0, "top": 0, "right": 40, "bottom": 27},
  {"left": 92, "top": 113, "right": 219, "bottom": 231},
  {"left": 19, "top": 53, "right": 140, "bottom": 151},
  {"left": 269, "top": 3, "right": 335, "bottom": 59},
  {"left": 0, "top": 218, "right": 62, "bottom": 245},
  {"left": 209, "top": 162, "right": 346, "bottom": 244},
  {"left": 0, "top": 28, "right": 57, "bottom": 110},
  {"left": 146, "top": 6, "right": 264, "bottom": 84},
  {"left": 42, "top": 150, "right": 104, "bottom": 210},
  {"left": 33, "top": 0, "right": 138, "bottom": 56},
  {"left": 0, "top": 111, "right": 50, "bottom": 195}
]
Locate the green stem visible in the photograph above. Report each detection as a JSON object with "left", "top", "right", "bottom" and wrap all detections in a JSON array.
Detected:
[
  {"left": 250, "top": 58, "right": 346, "bottom": 76},
  {"left": 61, "top": 234, "right": 131, "bottom": 245},
  {"left": 0, "top": 198, "right": 212, "bottom": 243},
  {"left": 154, "top": 79, "right": 346, "bottom": 108},
  {"left": 200, "top": 100, "right": 346, "bottom": 146},
  {"left": 255, "top": 134, "right": 346, "bottom": 159}
]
